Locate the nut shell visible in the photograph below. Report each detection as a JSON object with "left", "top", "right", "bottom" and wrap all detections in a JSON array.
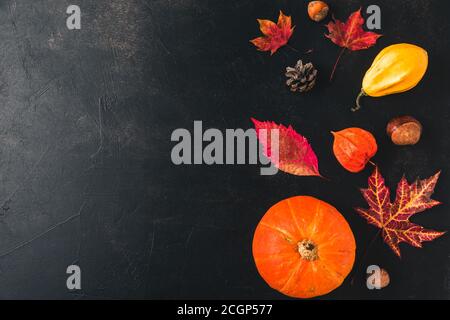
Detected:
[
  {"left": 308, "top": 1, "right": 329, "bottom": 22},
  {"left": 387, "top": 116, "right": 422, "bottom": 145},
  {"left": 367, "top": 268, "right": 390, "bottom": 289}
]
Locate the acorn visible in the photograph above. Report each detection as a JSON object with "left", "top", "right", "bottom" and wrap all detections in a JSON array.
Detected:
[
  {"left": 308, "top": 1, "right": 329, "bottom": 22},
  {"left": 386, "top": 116, "right": 422, "bottom": 146}
]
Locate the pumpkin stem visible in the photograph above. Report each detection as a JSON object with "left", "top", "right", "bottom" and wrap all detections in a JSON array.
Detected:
[
  {"left": 352, "top": 90, "right": 366, "bottom": 112},
  {"left": 298, "top": 240, "right": 318, "bottom": 261}
]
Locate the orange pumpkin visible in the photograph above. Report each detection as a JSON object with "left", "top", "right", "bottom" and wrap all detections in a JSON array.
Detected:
[
  {"left": 252, "top": 196, "right": 356, "bottom": 298},
  {"left": 332, "top": 128, "right": 377, "bottom": 173}
]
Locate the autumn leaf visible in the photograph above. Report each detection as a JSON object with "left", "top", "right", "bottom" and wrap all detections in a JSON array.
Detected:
[
  {"left": 250, "top": 10, "right": 294, "bottom": 55},
  {"left": 356, "top": 166, "right": 445, "bottom": 257},
  {"left": 325, "top": 8, "right": 382, "bottom": 80},
  {"left": 251, "top": 118, "right": 321, "bottom": 177}
]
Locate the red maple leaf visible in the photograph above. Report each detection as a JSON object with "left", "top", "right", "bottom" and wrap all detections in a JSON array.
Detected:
[
  {"left": 325, "top": 8, "right": 382, "bottom": 80},
  {"left": 250, "top": 11, "right": 294, "bottom": 55},
  {"left": 251, "top": 118, "right": 321, "bottom": 177},
  {"left": 356, "top": 166, "right": 445, "bottom": 257}
]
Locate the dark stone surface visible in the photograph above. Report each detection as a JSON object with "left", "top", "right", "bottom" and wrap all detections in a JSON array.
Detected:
[{"left": 0, "top": 0, "right": 448, "bottom": 299}]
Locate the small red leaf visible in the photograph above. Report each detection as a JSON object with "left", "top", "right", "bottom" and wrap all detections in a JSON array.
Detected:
[
  {"left": 356, "top": 166, "right": 445, "bottom": 257},
  {"left": 250, "top": 11, "right": 294, "bottom": 55},
  {"left": 325, "top": 8, "right": 382, "bottom": 80},
  {"left": 325, "top": 8, "right": 382, "bottom": 51},
  {"left": 251, "top": 118, "right": 321, "bottom": 177}
]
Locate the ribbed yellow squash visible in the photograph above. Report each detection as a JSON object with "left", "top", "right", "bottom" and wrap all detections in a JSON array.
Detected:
[{"left": 353, "top": 43, "right": 428, "bottom": 111}]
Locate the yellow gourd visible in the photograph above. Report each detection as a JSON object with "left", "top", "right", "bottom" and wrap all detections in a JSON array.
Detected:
[{"left": 353, "top": 43, "right": 428, "bottom": 111}]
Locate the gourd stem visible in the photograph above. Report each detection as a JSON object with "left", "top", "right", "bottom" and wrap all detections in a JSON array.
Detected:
[{"left": 352, "top": 90, "right": 366, "bottom": 112}]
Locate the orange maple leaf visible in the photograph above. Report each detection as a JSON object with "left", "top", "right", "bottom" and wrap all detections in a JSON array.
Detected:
[
  {"left": 250, "top": 11, "right": 294, "bottom": 55},
  {"left": 356, "top": 166, "right": 445, "bottom": 257}
]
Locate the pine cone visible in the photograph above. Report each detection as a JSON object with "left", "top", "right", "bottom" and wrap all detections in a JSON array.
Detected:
[{"left": 285, "top": 60, "right": 317, "bottom": 93}]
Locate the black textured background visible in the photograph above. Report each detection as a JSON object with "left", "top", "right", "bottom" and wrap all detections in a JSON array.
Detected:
[{"left": 0, "top": 0, "right": 448, "bottom": 299}]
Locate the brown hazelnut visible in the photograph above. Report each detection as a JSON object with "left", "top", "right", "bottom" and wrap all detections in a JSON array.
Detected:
[
  {"left": 367, "top": 268, "right": 390, "bottom": 289},
  {"left": 308, "top": 1, "right": 329, "bottom": 22},
  {"left": 386, "top": 116, "right": 422, "bottom": 146}
]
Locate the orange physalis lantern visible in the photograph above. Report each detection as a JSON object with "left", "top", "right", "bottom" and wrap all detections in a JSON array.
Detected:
[{"left": 332, "top": 127, "right": 377, "bottom": 173}]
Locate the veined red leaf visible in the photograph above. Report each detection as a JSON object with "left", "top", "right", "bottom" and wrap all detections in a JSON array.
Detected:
[
  {"left": 251, "top": 118, "right": 321, "bottom": 177},
  {"left": 356, "top": 166, "right": 445, "bottom": 257}
]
